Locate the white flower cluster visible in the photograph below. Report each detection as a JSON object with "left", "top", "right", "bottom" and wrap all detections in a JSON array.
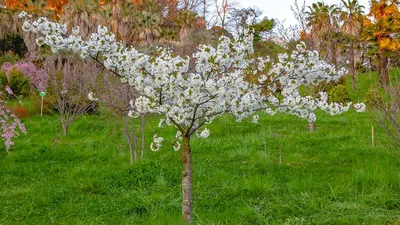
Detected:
[
  {"left": 196, "top": 128, "right": 210, "bottom": 138},
  {"left": 21, "top": 14, "right": 365, "bottom": 151},
  {"left": 87, "top": 92, "right": 98, "bottom": 101},
  {"left": 150, "top": 134, "right": 163, "bottom": 152},
  {"left": 353, "top": 103, "right": 366, "bottom": 113},
  {"left": 255, "top": 42, "right": 364, "bottom": 123}
]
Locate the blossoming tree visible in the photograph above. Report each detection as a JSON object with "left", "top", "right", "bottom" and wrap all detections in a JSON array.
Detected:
[
  {"left": 20, "top": 12, "right": 365, "bottom": 222},
  {"left": 254, "top": 44, "right": 365, "bottom": 131},
  {"left": 1, "top": 61, "right": 48, "bottom": 92},
  {"left": 0, "top": 92, "right": 26, "bottom": 153}
]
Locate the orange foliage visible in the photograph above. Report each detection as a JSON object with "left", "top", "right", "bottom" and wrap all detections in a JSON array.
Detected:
[
  {"left": 4, "top": 0, "right": 26, "bottom": 9},
  {"left": 370, "top": 1, "right": 400, "bottom": 18},
  {"left": 132, "top": 0, "right": 143, "bottom": 4},
  {"left": 378, "top": 38, "right": 391, "bottom": 49},
  {"left": 46, "top": 0, "right": 68, "bottom": 12},
  {"left": 364, "top": 0, "right": 400, "bottom": 51},
  {"left": 388, "top": 39, "right": 400, "bottom": 51}
]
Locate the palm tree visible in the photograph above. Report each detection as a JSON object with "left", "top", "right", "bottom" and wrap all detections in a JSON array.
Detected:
[
  {"left": 116, "top": 1, "right": 137, "bottom": 44},
  {"left": 306, "top": 2, "right": 340, "bottom": 66},
  {"left": 340, "top": 0, "right": 365, "bottom": 89},
  {"left": 135, "top": 10, "right": 161, "bottom": 44},
  {"left": 60, "top": 0, "right": 107, "bottom": 39},
  {"left": 2, "top": 0, "right": 52, "bottom": 57}
]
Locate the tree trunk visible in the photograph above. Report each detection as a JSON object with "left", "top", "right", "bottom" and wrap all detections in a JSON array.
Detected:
[
  {"left": 349, "top": 43, "right": 356, "bottom": 90},
  {"left": 181, "top": 135, "right": 193, "bottom": 223},
  {"left": 330, "top": 42, "right": 337, "bottom": 68},
  {"left": 168, "top": 0, "right": 178, "bottom": 19},
  {"left": 379, "top": 48, "right": 389, "bottom": 86},
  {"left": 112, "top": 0, "right": 120, "bottom": 36},
  {"left": 309, "top": 122, "right": 316, "bottom": 132},
  {"left": 62, "top": 123, "right": 69, "bottom": 136},
  {"left": 203, "top": 0, "right": 207, "bottom": 19},
  {"left": 179, "top": 23, "right": 191, "bottom": 46},
  {"left": 123, "top": 116, "right": 138, "bottom": 163}
]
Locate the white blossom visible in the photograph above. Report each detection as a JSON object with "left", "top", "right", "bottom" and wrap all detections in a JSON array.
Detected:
[
  {"left": 128, "top": 110, "right": 139, "bottom": 118},
  {"left": 252, "top": 115, "right": 259, "bottom": 124},
  {"left": 88, "top": 92, "right": 98, "bottom": 101},
  {"left": 354, "top": 103, "right": 366, "bottom": 112},
  {"left": 158, "top": 119, "right": 165, "bottom": 128},
  {"left": 176, "top": 131, "right": 183, "bottom": 140},
  {"left": 173, "top": 141, "right": 181, "bottom": 151},
  {"left": 72, "top": 26, "right": 80, "bottom": 35},
  {"left": 18, "top": 11, "right": 28, "bottom": 18},
  {"left": 197, "top": 128, "right": 210, "bottom": 138},
  {"left": 150, "top": 134, "right": 163, "bottom": 151}
]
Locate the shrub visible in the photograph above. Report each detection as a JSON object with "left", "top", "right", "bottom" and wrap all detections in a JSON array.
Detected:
[
  {"left": 365, "top": 88, "right": 384, "bottom": 107},
  {"left": 9, "top": 70, "right": 30, "bottom": 97},
  {"left": 0, "top": 71, "right": 7, "bottom": 87},
  {"left": 366, "top": 83, "right": 400, "bottom": 148},
  {"left": 0, "top": 53, "right": 20, "bottom": 67},
  {"left": 0, "top": 33, "right": 27, "bottom": 57},
  {"left": 328, "top": 84, "right": 351, "bottom": 103},
  {"left": 1, "top": 61, "right": 48, "bottom": 92},
  {"left": 0, "top": 69, "right": 30, "bottom": 99}
]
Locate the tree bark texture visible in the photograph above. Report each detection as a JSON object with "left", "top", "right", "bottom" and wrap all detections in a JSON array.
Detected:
[
  {"left": 309, "top": 122, "right": 316, "bottom": 132},
  {"left": 378, "top": 48, "right": 389, "bottom": 86},
  {"left": 181, "top": 136, "right": 193, "bottom": 223}
]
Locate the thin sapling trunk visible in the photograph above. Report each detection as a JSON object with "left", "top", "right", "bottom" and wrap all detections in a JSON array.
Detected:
[{"left": 181, "top": 135, "right": 193, "bottom": 223}]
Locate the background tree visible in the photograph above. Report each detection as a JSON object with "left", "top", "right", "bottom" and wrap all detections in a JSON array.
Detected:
[
  {"left": 362, "top": 0, "right": 400, "bottom": 86},
  {"left": 60, "top": 0, "right": 107, "bottom": 38},
  {"left": 43, "top": 55, "right": 101, "bottom": 144},
  {"left": 213, "top": 0, "right": 232, "bottom": 30},
  {"left": 306, "top": 2, "right": 343, "bottom": 67},
  {"left": 340, "top": 0, "right": 365, "bottom": 90},
  {"left": 366, "top": 80, "right": 400, "bottom": 148}
]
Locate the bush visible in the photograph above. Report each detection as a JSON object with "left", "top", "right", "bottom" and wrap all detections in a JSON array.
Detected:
[
  {"left": 9, "top": 70, "right": 30, "bottom": 97},
  {"left": 328, "top": 84, "right": 351, "bottom": 103},
  {"left": 366, "top": 83, "right": 400, "bottom": 148},
  {"left": 0, "top": 53, "right": 20, "bottom": 67},
  {"left": 324, "top": 76, "right": 347, "bottom": 93},
  {"left": 365, "top": 88, "right": 384, "bottom": 108},
  {"left": 1, "top": 61, "right": 48, "bottom": 92},
  {"left": 0, "top": 69, "right": 30, "bottom": 99},
  {"left": 0, "top": 71, "right": 7, "bottom": 87},
  {"left": 0, "top": 33, "right": 27, "bottom": 57}
]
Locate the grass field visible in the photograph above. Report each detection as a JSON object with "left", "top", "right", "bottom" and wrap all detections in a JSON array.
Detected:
[{"left": 0, "top": 72, "right": 399, "bottom": 224}]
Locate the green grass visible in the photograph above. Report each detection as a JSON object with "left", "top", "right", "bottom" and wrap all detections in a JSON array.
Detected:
[
  {"left": 346, "top": 67, "right": 400, "bottom": 101},
  {"left": 0, "top": 71, "right": 399, "bottom": 224}
]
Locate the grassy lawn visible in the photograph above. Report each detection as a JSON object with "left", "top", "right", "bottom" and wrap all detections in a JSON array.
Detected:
[{"left": 0, "top": 72, "right": 399, "bottom": 224}]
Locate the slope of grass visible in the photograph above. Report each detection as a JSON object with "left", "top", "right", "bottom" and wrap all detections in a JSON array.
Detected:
[
  {"left": 0, "top": 69, "right": 399, "bottom": 224},
  {"left": 0, "top": 108, "right": 399, "bottom": 224},
  {"left": 346, "top": 67, "right": 400, "bottom": 101}
]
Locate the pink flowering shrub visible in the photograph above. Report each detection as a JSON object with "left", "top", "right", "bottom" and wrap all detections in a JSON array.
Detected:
[
  {"left": 1, "top": 61, "right": 48, "bottom": 92},
  {"left": 0, "top": 93, "right": 27, "bottom": 153}
]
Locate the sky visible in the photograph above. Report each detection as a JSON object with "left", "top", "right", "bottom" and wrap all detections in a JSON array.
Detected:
[{"left": 236, "top": 0, "right": 370, "bottom": 26}]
